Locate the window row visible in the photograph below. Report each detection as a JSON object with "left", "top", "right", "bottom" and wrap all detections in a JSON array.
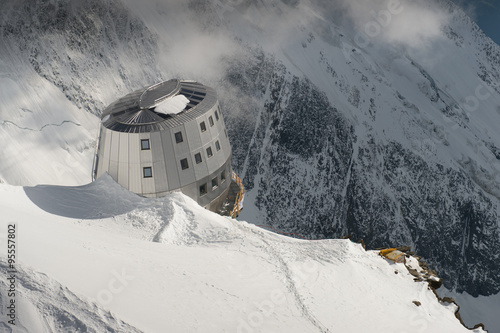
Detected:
[
  {"left": 199, "top": 109, "right": 220, "bottom": 133},
  {"left": 139, "top": 129, "right": 223, "bottom": 150},
  {"left": 179, "top": 140, "right": 222, "bottom": 170},
  {"left": 142, "top": 166, "right": 227, "bottom": 183},
  {"left": 199, "top": 170, "right": 227, "bottom": 196},
  {"left": 140, "top": 110, "right": 222, "bottom": 148},
  {"left": 142, "top": 167, "right": 227, "bottom": 197}
]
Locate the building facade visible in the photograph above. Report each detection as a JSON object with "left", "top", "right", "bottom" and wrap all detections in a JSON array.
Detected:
[{"left": 93, "top": 79, "right": 232, "bottom": 211}]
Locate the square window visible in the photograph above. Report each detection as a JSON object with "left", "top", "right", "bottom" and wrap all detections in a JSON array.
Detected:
[
  {"left": 215, "top": 140, "right": 221, "bottom": 151},
  {"left": 209, "top": 116, "right": 214, "bottom": 127},
  {"left": 215, "top": 110, "right": 219, "bottom": 121},
  {"left": 143, "top": 167, "right": 152, "bottom": 178},
  {"left": 141, "top": 139, "right": 150, "bottom": 150},
  {"left": 211, "top": 177, "right": 218, "bottom": 190},
  {"left": 175, "top": 131, "right": 183, "bottom": 143},
  {"left": 221, "top": 170, "right": 226, "bottom": 183},
  {"left": 206, "top": 146, "right": 213, "bottom": 158},
  {"left": 180, "top": 158, "right": 189, "bottom": 170},
  {"left": 199, "top": 183, "right": 208, "bottom": 196},
  {"left": 195, "top": 152, "right": 202, "bottom": 164},
  {"left": 200, "top": 121, "right": 207, "bottom": 132}
]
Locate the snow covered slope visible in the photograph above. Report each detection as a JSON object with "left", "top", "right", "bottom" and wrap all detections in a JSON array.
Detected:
[{"left": 0, "top": 176, "right": 484, "bottom": 332}]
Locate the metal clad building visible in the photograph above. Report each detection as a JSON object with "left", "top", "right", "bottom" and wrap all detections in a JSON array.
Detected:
[{"left": 93, "top": 79, "right": 232, "bottom": 211}]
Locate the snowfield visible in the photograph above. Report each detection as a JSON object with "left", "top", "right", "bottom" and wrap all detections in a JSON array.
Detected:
[{"left": 0, "top": 175, "right": 483, "bottom": 332}]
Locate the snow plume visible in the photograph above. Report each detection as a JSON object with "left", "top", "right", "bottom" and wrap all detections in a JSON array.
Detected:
[
  {"left": 447, "top": 0, "right": 479, "bottom": 22},
  {"left": 120, "top": 0, "right": 245, "bottom": 83},
  {"left": 119, "top": 0, "right": 452, "bottom": 80},
  {"left": 312, "top": 0, "right": 452, "bottom": 50}
]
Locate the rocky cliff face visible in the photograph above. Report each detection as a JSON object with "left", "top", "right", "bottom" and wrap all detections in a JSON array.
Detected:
[
  {"left": 1, "top": 0, "right": 499, "bottom": 297},
  {"left": 221, "top": 48, "right": 500, "bottom": 296},
  {"left": 1, "top": 0, "right": 161, "bottom": 115}
]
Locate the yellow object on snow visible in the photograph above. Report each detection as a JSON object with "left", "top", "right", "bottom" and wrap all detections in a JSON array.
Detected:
[{"left": 379, "top": 248, "right": 406, "bottom": 263}]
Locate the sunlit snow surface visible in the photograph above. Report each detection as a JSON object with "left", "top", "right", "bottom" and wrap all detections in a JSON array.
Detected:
[
  {"left": 154, "top": 94, "right": 190, "bottom": 115},
  {"left": 0, "top": 175, "right": 482, "bottom": 332}
]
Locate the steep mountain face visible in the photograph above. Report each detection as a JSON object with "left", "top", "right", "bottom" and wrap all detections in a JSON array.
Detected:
[
  {"left": 1, "top": 0, "right": 500, "bottom": 303},
  {"left": 213, "top": 0, "right": 500, "bottom": 297},
  {"left": 1, "top": 0, "right": 161, "bottom": 115}
]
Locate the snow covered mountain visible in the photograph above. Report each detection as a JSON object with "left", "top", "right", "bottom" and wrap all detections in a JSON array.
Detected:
[
  {"left": 1, "top": 0, "right": 500, "bottom": 330},
  {"left": 0, "top": 176, "right": 486, "bottom": 332}
]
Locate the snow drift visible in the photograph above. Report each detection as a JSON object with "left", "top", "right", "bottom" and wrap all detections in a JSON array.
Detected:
[{"left": 0, "top": 176, "right": 486, "bottom": 332}]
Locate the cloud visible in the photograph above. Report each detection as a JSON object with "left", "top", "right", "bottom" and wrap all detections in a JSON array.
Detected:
[
  {"left": 119, "top": 0, "right": 453, "bottom": 82},
  {"left": 312, "top": 0, "right": 452, "bottom": 50}
]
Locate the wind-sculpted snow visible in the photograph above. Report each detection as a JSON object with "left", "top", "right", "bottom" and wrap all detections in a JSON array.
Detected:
[
  {"left": 0, "top": 181, "right": 482, "bottom": 332},
  {"left": 23, "top": 174, "right": 146, "bottom": 219},
  {"left": 0, "top": 261, "right": 141, "bottom": 333}
]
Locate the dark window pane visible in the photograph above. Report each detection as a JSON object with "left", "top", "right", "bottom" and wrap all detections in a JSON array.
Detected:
[
  {"left": 215, "top": 140, "right": 220, "bottom": 151},
  {"left": 206, "top": 147, "right": 213, "bottom": 158},
  {"left": 215, "top": 110, "right": 219, "bottom": 121},
  {"left": 200, "top": 183, "right": 207, "bottom": 196},
  {"left": 195, "top": 153, "right": 202, "bottom": 164},
  {"left": 200, "top": 121, "right": 207, "bottom": 132},
  {"left": 180, "top": 158, "right": 189, "bottom": 170},
  {"left": 221, "top": 170, "right": 226, "bottom": 182},
  {"left": 211, "top": 177, "right": 218, "bottom": 189},
  {"left": 175, "top": 132, "right": 183, "bottom": 143},
  {"left": 143, "top": 167, "right": 152, "bottom": 178},
  {"left": 180, "top": 89, "right": 195, "bottom": 95},
  {"left": 141, "top": 139, "right": 150, "bottom": 150},
  {"left": 209, "top": 116, "right": 214, "bottom": 127},
  {"left": 190, "top": 95, "right": 203, "bottom": 101}
]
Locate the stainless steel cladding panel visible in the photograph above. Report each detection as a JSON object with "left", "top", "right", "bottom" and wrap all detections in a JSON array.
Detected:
[
  {"left": 178, "top": 151, "right": 196, "bottom": 187},
  {"left": 192, "top": 141, "right": 209, "bottom": 181},
  {"left": 184, "top": 120, "right": 202, "bottom": 151},
  {"left": 214, "top": 135, "right": 226, "bottom": 168},
  {"left": 160, "top": 130, "right": 181, "bottom": 190},
  {"left": 198, "top": 116, "right": 212, "bottom": 147},
  {"left": 172, "top": 125, "right": 189, "bottom": 156},
  {"left": 139, "top": 134, "right": 153, "bottom": 164},
  {"left": 109, "top": 131, "right": 120, "bottom": 178},
  {"left": 138, "top": 134, "right": 154, "bottom": 195},
  {"left": 204, "top": 142, "right": 219, "bottom": 175},
  {"left": 128, "top": 133, "right": 142, "bottom": 194},
  {"left": 141, "top": 169, "right": 156, "bottom": 196},
  {"left": 100, "top": 129, "right": 112, "bottom": 177},
  {"left": 117, "top": 133, "right": 129, "bottom": 189},
  {"left": 150, "top": 132, "right": 168, "bottom": 194}
]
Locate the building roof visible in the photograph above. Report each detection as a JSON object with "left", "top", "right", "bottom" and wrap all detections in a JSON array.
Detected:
[{"left": 101, "top": 79, "right": 218, "bottom": 133}]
